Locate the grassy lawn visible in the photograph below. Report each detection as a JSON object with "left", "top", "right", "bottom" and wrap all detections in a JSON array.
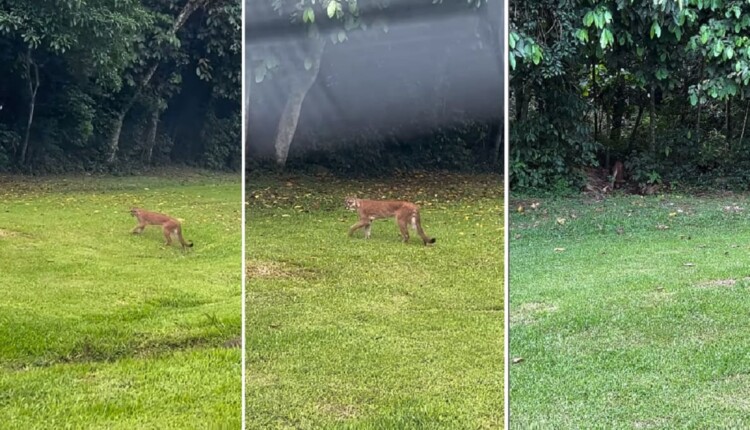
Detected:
[
  {"left": 510, "top": 192, "right": 750, "bottom": 429},
  {"left": 247, "top": 172, "right": 504, "bottom": 429},
  {"left": 0, "top": 169, "right": 241, "bottom": 429}
]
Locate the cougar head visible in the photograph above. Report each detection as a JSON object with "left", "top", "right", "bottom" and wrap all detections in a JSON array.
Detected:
[{"left": 344, "top": 197, "right": 359, "bottom": 211}]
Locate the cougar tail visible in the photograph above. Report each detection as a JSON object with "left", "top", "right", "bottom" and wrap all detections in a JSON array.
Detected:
[
  {"left": 177, "top": 226, "right": 194, "bottom": 248},
  {"left": 412, "top": 213, "right": 436, "bottom": 245}
]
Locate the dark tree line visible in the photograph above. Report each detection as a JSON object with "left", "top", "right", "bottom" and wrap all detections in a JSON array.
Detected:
[
  {"left": 511, "top": 0, "right": 750, "bottom": 190},
  {"left": 0, "top": 0, "right": 241, "bottom": 174}
]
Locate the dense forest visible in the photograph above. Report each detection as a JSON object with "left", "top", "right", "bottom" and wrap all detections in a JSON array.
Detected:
[
  {"left": 511, "top": 0, "right": 750, "bottom": 191},
  {"left": 246, "top": 0, "right": 504, "bottom": 176},
  {"left": 0, "top": 0, "right": 241, "bottom": 174}
]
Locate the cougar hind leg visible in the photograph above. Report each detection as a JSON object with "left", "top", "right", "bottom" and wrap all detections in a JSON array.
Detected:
[
  {"left": 162, "top": 227, "right": 173, "bottom": 246},
  {"left": 397, "top": 217, "right": 410, "bottom": 242}
]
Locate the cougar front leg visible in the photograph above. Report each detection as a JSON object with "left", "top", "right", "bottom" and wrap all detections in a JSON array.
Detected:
[
  {"left": 349, "top": 220, "right": 369, "bottom": 237},
  {"left": 131, "top": 224, "right": 145, "bottom": 234}
]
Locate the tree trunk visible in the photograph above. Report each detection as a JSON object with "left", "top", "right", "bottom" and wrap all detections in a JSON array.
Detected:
[
  {"left": 105, "top": 0, "right": 208, "bottom": 164},
  {"left": 695, "top": 62, "right": 704, "bottom": 144},
  {"left": 142, "top": 107, "right": 160, "bottom": 164},
  {"left": 739, "top": 101, "right": 749, "bottom": 147},
  {"left": 274, "top": 39, "right": 326, "bottom": 167},
  {"left": 20, "top": 48, "right": 39, "bottom": 166},
  {"left": 515, "top": 83, "right": 527, "bottom": 122},
  {"left": 106, "top": 95, "right": 138, "bottom": 164},
  {"left": 493, "top": 124, "right": 503, "bottom": 168},
  {"left": 649, "top": 82, "right": 656, "bottom": 155},
  {"left": 695, "top": 95, "right": 702, "bottom": 143},
  {"left": 592, "top": 61, "right": 598, "bottom": 143},
  {"left": 609, "top": 74, "right": 625, "bottom": 146},
  {"left": 628, "top": 104, "right": 644, "bottom": 151},
  {"left": 245, "top": 62, "right": 252, "bottom": 157},
  {"left": 432, "top": 47, "right": 449, "bottom": 128},
  {"left": 726, "top": 98, "right": 732, "bottom": 147}
]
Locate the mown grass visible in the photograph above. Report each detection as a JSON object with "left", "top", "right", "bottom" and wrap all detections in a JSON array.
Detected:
[
  {"left": 0, "top": 169, "right": 241, "bottom": 428},
  {"left": 510, "top": 191, "right": 750, "bottom": 429},
  {"left": 247, "top": 172, "right": 504, "bottom": 429}
]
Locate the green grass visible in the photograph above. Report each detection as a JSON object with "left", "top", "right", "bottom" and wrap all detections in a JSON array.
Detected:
[
  {"left": 510, "top": 192, "right": 750, "bottom": 429},
  {"left": 247, "top": 172, "right": 504, "bottom": 429},
  {"left": 0, "top": 169, "right": 241, "bottom": 429}
]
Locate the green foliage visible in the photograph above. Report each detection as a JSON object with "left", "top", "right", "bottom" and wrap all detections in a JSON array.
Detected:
[
  {"left": 512, "top": 0, "right": 750, "bottom": 190},
  {"left": 0, "top": 127, "right": 19, "bottom": 170},
  {"left": 625, "top": 150, "right": 664, "bottom": 186},
  {"left": 201, "top": 110, "right": 241, "bottom": 171},
  {"left": 0, "top": 0, "right": 151, "bottom": 91},
  {"left": 194, "top": 1, "right": 242, "bottom": 101}
]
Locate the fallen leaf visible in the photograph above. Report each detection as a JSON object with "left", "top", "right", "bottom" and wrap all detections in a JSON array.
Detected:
[{"left": 512, "top": 357, "right": 524, "bottom": 364}]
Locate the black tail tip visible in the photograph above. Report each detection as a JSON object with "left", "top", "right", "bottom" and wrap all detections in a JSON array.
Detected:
[
  {"left": 188, "top": 242, "right": 194, "bottom": 248},
  {"left": 428, "top": 238, "right": 436, "bottom": 244}
]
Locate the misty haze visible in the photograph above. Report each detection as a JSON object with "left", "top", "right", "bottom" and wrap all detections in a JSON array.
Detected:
[{"left": 246, "top": 0, "right": 503, "bottom": 169}]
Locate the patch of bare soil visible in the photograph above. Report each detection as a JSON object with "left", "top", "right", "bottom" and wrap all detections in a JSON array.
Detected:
[
  {"left": 644, "top": 288, "right": 675, "bottom": 305},
  {"left": 0, "top": 228, "right": 19, "bottom": 238},
  {"left": 633, "top": 418, "right": 668, "bottom": 429},
  {"left": 246, "top": 259, "right": 316, "bottom": 280},
  {"left": 582, "top": 167, "right": 615, "bottom": 200},
  {"left": 318, "top": 402, "right": 359, "bottom": 420},
  {"left": 222, "top": 336, "right": 241, "bottom": 348},
  {"left": 580, "top": 166, "right": 665, "bottom": 199},
  {"left": 722, "top": 205, "right": 744, "bottom": 213},
  {"left": 712, "top": 374, "right": 750, "bottom": 411},
  {"left": 510, "top": 302, "right": 558, "bottom": 326},
  {"left": 695, "top": 278, "right": 750, "bottom": 288}
]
